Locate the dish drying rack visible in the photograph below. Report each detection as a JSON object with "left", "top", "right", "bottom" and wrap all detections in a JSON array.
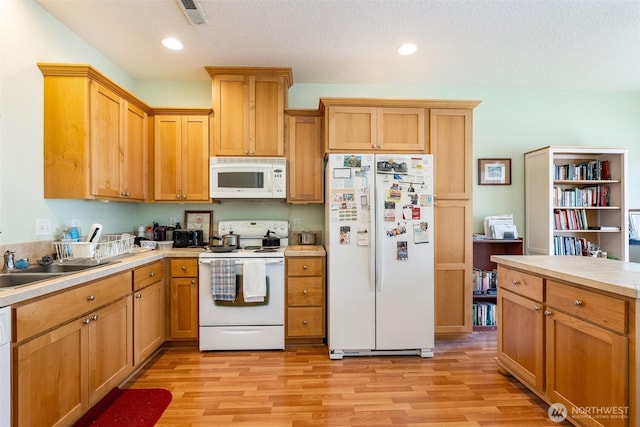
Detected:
[{"left": 54, "top": 234, "right": 135, "bottom": 263}]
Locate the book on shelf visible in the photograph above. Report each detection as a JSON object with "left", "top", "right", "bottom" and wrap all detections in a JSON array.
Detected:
[
  {"left": 472, "top": 268, "right": 497, "bottom": 294},
  {"left": 472, "top": 301, "right": 496, "bottom": 327},
  {"left": 553, "top": 236, "right": 599, "bottom": 256},
  {"left": 553, "top": 185, "right": 610, "bottom": 207},
  {"left": 554, "top": 209, "right": 588, "bottom": 230},
  {"left": 554, "top": 160, "right": 611, "bottom": 181},
  {"left": 587, "top": 225, "right": 620, "bottom": 231}
]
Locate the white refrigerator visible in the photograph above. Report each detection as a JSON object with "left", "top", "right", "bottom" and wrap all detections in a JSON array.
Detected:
[{"left": 325, "top": 153, "right": 434, "bottom": 359}]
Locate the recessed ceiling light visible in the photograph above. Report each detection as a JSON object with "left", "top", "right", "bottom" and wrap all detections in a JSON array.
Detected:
[
  {"left": 162, "top": 37, "right": 184, "bottom": 51},
  {"left": 397, "top": 43, "right": 417, "bottom": 56}
]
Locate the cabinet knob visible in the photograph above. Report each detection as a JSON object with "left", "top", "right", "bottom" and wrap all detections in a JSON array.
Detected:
[
  {"left": 181, "top": 266, "right": 187, "bottom": 271},
  {"left": 244, "top": 150, "right": 249, "bottom": 154},
  {"left": 573, "top": 299, "right": 583, "bottom": 306},
  {"left": 176, "top": 194, "right": 181, "bottom": 200},
  {"left": 83, "top": 318, "right": 91, "bottom": 325},
  {"left": 303, "top": 265, "right": 308, "bottom": 269},
  {"left": 91, "top": 314, "right": 99, "bottom": 321},
  {"left": 149, "top": 272, "right": 155, "bottom": 277},
  {"left": 191, "top": 279, "right": 196, "bottom": 284},
  {"left": 87, "top": 295, "right": 96, "bottom": 301},
  {"left": 511, "top": 280, "right": 521, "bottom": 286},
  {"left": 533, "top": 305, "right": 541, "bottom": 311},
  {"left": 303, "top": 289, "right": 308, "bottom": 295},
  {"left": 135, "top": 293, "right": 142, "bottom": 299},
  {"left": 544, "top": 310, "right": 552, "bottom": 316},
  {"left": 303, "top": 320, "right": 308, "bottom": 325}
]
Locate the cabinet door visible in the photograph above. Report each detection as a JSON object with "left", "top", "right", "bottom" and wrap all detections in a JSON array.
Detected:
[
  {"left": 123, "top": 102, "right": 148, "bottom": 200},
  {"left": 546, "top": 310, "right": 628, "bottom": 427},
  {"left": 90, "top": 81, "right": 123, "bottom": 199},
  {"left": 433, "top": 199, "right": 473, "bottom": 333},
  {"left": 326, "top": 106, "right": 377, "bottom": 151},
  {"left": 87, "top": 297, "right": 133, "bottom": 405},
  {"left": 377, "top": 108, "right": 426, "bottom": 151},
  {"left": 170, "top": 277, "right": 198, "bottom": 339},
  {"left": 286, "top": 114, "right": 323, "bottom": 203},
  {"left": 181, "top": 115, "right": 210, "bottom": 201},
  {"left": 15, "top": 320, "right": 85, "bottom": 427},
  {"left": 212, "top": 74, "right": 249, "bottom": 155},
  {"left": 253, "top": 76, "right": 286, "bottom": 156},
  {"left": 134, "top": 281, "right": 165, "bottom": 365},
  {"left": 154, "top": 115, "right": 182, "bottom": 201},
  {"left": 497, "top": 289, "right": 544, "bottom": 391}
]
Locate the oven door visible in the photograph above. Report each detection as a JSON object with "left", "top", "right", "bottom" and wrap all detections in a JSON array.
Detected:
[{"left": 198, "top": 258, "right": 284, "bottom": 326}]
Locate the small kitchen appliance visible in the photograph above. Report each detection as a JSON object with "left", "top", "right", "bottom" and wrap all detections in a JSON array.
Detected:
[
  {"left": 209, "top": 157, "right": 287, "bottom": 199},
  {"left": 173, "top": 229, "right": 205, "bottom": 248},
  {"left": 198, "top": 220, "right": 289, "bottom": 351}
]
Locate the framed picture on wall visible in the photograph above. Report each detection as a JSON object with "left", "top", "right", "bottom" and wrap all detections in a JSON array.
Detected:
[
  {"left": 478, "top": 158, "right": 512, "bottom": 185},
  {"left": 184, "top": 210, "right": 213, "bottom": 238}
]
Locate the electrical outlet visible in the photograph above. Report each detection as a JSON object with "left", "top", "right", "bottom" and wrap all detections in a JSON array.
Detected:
[
  {"left": 293, "top": 217, "right": 301, "bottom": 229},
  {"left": 36, "top": 219, "right": 52, "bottom": 236}
]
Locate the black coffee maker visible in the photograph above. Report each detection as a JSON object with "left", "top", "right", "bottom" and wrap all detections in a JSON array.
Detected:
[{"left": 173, "top": 229, "right": 205, "bottom": 247}]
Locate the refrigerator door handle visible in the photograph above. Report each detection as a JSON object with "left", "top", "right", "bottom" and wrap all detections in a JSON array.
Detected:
[{"left": 374, "top": 176, "right": 382, "bottom": 292}]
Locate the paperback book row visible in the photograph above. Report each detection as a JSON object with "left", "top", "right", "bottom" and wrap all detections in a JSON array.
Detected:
[
  {"left": 472, "top": 268, "right": 497, "bottom": 294},
  {"left": 553, "top": 185, "right": 610, "bottom": 207},
  {"left": 553, "top": 236, "right": 599, "bottom": 256},
  {"left": 473, "top": 301, "right": 496, "bottom": 327},
  {"left": 554, "top": 160, "right": 610, "bottom": 181},
  {"left": 554, "top": 209, "right": 589, "bottom": 230}
]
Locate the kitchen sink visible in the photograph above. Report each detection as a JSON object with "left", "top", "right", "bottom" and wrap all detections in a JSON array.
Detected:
[
  {"left": 0, "top": 273, "right": 65, "bottom": 289},
  {"left": 0, "top": 260, "right": 116, "bottom": 289}
]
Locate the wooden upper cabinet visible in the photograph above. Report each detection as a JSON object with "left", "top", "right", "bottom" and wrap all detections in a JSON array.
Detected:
[
  {"left": 285, "top": 110, "right": 324, "bottom": 203},
  {"left": 39, "top": 63, "right": 150, "bottom": 201},
  {"left": 153, "top": 111, "right": 211, "bottom": 202},
  {"left": 322, "top": 100, "right": 427, "bottom": 152},
  {"left": 206, "top": 67, "right": 292, "bottom": 156}
]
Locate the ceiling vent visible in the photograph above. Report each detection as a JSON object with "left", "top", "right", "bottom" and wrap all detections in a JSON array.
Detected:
[{"left": 177, "top": 0, "right": 209, "bottom": 25}]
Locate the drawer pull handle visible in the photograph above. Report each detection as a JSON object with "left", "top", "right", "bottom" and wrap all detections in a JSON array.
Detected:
[
  {"left": 303, "top": 265, "right": 308, "bottom": 270},
  {"left": 91, "top": 315, "right": 99, "bottom": 321},
  {"left": 83, "top": 318, "right": 91, "bottom": 325},
  {"left": 181, "top": 266, "right": 187, "bottom": 271},
  {"left": 303, "top": 320, "right": 308, "bottom": 325},
  {"left": 87, "top": 295, "right": 96, "bottom": 301},
  {"left": 544, "top": 310, "right": 552, "bottom": 316},
  {"left": 149, "top": 272, "right": 155, "bottom": 277},
  {"left": 533, "top": 305, "right": 541, "bottom": 311},
  {"left": 573, "top": 299, "right": 583, "bottom": 306},
  {"left": 191, "top": 279, "right": 196, "bottom": 284},
  {"left": 135, "top": 293, "right": 142, "bottom": 299},
  {"left": 511, "top": 280, "right": 520, "bottom": 285},
  {"left": 303, "top": 290, "right": 308, "bottom": 295}
]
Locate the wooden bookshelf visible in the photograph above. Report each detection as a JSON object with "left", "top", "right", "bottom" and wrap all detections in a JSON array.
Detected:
[{"left": 472, "top": 238, "right": 524, "bottom": 331}]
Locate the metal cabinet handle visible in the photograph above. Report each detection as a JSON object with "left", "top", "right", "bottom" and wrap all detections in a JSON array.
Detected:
[
  {"left": 181, "top": 266, "right": 187, "bottom": 271},
  {"left": 511, "top": 280, "right": 521, "bottom": 285},
  {"left": 303, "top": 290, "right": 308, "bottom": 295},
  {"left": 533, "top": 305, "right": 541, "bottom": 311},
  {"left": 573, "top": 299, "right": 583, "bottom": 306},
  {"left": 191, "top": 279, "right": 196, "bottom": 284},
  {"left": 91, "top": 315, "right": 99, "bottom": 321},
  {"left": 544, "top": 310, "right": 552, "bottom": 316},
  {"left": 303, "top": 320, "right": 308, "bottom": 325},
  {"left": 87, "top": 295, "right": 96, "bottom": 301},
  {"left": 149, "top": 272, "right": 155, "bottom": 277},
  {"left": 303, "top": 265, "right": 308, "bottom": 269},
  {"left": 83, "top": 318, "right": 91, "bottom": 325},
  {"left": 135, "top": 293, "right": 142, "bottom": 299}
]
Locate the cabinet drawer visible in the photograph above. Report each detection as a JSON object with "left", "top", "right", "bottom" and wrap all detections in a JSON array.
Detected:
[
  {"left": 287, "top": 307, "right": 324, "bottom": 337},
  {"left": 133, "top": 260, "right": 164, "bottom": 291},
  {"left": 546, "top": 280, "right": 627, "bottom": 334},
  {"left": 287, "top": 257, "right": 324, "bottom": 276},
  {"left": 497, "top": 267, "right": 543, "bottom": 302},
  {"left": 170, "top": 258, "right": 198, "bottom": 277},
  {"left": 15, "top": 271, "right": 131, "bottom": 342},
  {"left": 287, "top": 277, "right": 323, "bottom": 306}
]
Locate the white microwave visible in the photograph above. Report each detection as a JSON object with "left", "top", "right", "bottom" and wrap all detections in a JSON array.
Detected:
[{"left": 209, "top": 157, "right": 287, "bottom": 199}]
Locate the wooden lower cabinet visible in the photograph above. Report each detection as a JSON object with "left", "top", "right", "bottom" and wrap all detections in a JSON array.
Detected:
[
  {"left": 15, "top": 296, "right": 132, "bottom": 427},
  {"left": 285, "top": 255, "right": 326, "bottom": 344},
  {"left": 497, "top": 265, "right": 633, "bottom": 427},
  {"left": 133, "top": 261, "right": 165, "bottom": 365},
  {"left": 168, "top": 258, "right": 199, "bottom": 340}
]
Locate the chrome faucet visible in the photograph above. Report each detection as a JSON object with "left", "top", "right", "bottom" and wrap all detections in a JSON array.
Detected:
[{"left": 3, "top": 250, "right": 15, "bottom": 272}]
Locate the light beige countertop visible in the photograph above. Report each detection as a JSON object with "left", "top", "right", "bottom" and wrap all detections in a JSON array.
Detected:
[
  {"left": 285, "top": 245, "right": 326, "bottom": 257},
  {"left": 491, "top": 255, "right": 640, "bottom": 299},
  {"left": 0, "top": 248, "right": 204, "bottom": 307}
]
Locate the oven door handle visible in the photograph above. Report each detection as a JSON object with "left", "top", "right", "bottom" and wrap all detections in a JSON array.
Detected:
[{"left": 199, "top": 259, "right": 284, "bottom": 265}]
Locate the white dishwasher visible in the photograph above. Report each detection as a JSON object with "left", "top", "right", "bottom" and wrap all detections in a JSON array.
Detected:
[{"left": 0, "top": 306, "right": 10, "bottom": 427}]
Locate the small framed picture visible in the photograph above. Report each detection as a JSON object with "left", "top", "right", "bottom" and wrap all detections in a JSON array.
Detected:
[
  {"left": 478, "top": 158, "right": 512, "bottom": 185},
  {"left": 184, "top": 210, "right": 213, "bottom": 237}
]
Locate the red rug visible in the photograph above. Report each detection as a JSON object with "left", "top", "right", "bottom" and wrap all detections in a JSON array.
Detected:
[{"left": 72, "top": 388, "right": 172, "bottom": 427}]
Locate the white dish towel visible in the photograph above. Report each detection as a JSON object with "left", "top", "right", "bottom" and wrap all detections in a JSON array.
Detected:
[{"left": 242, "top": 260, "right": 266, "bottom": 302}]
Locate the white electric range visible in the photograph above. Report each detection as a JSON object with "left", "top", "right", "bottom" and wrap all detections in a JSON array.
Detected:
[{"left": 198, "top": 220, "right": 289, "bottom": 351}]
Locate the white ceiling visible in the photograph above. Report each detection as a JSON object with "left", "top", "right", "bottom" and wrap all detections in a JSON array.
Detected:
[{"left": 36, "top": 0, "right": 640, "bottom": 91}]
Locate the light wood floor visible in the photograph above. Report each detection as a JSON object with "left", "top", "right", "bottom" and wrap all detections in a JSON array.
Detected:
[{"left": 125, "top": 332, "right": 571, "bottom": 426}]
